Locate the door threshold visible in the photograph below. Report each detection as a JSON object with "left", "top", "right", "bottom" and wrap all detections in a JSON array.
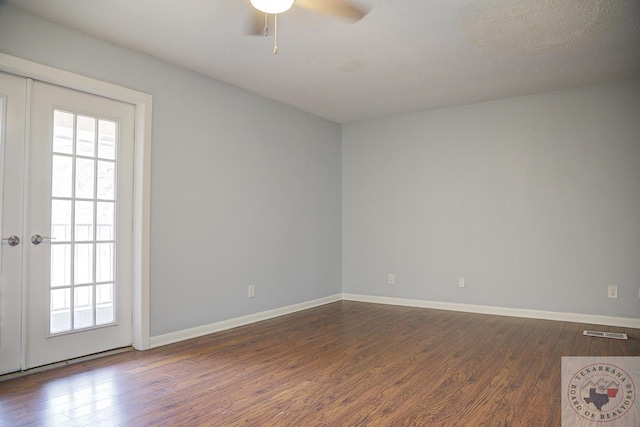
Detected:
[{"left": 0, "top": 346, "right": 133, "bottom": 382}]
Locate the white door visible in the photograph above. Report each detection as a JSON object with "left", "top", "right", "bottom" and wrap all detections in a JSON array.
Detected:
[
  {"left": 0, "top": 74, "right": 135, "bottom": 372},
  {"left": 0, "top": 72, "right": 27, "bottom": 375}
]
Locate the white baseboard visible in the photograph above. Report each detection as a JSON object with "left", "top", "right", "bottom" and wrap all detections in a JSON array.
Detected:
[
  {"left": 150, "top": 294, "right": 342, "bottom": 348},
  {"left": 342, "top": 293, "right": 640, "bottom": 330},
  {"left": 150, "top": 292, "right": 639, "bottom": 349}
]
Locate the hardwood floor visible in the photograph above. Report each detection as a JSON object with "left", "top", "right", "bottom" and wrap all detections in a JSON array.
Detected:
[{"left": 1, "top": 301, "right": 638, "bottom": 426}]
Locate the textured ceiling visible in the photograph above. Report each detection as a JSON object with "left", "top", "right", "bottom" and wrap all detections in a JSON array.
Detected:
[{"left": 7, "top": 0, "right": 640, "bottom": 124}]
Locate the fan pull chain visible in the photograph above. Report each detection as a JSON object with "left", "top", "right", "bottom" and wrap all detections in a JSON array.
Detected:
[
  {"left": 263, "top": 12, "right": 268, "bottom": 36},
  {"left": 273, "top": 14, "right": 278, "bottom": 54}
]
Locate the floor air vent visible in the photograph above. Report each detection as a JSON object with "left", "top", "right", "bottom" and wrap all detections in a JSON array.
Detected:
[{"left": 583, "top": 330, "right": 628, "bottom": 340}]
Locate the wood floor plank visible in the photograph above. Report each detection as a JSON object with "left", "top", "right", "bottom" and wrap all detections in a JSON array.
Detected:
[{"left": 1, "top": 301, "right": 638, "bottom": 426}]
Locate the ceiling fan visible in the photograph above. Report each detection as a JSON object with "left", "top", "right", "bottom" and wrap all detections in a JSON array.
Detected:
[{"left": 248, "top": 0, "right": 368, "bottom": 54}]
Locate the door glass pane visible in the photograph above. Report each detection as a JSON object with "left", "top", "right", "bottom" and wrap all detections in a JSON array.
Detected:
[
  {"left": 51, "top": 199, "right": 72, "bottom": 241},
  {"left": 75, "top": 158, "right": 95, "bottom": 199},
  {"left": 96, "top": 202, "right": 114, "bottom": 240},
  {"left": 49, "top": 110, "right": 119, "bottom": 335},
  {"left": 76, "top": 115, "right": 96, "bottom": 157},
  {"left": 75, "top": 201, "right": 94, "bottom": 241},
  {"left": 97, "top": 161, "right": 115, "bottom": 200},
  {"left": 96, "top": 243, "right": 113, "bottom": 282},
  {"left": 74, "top": 286, "right": 94, "bottom": 329},
  {"left": 52, "top": 155, "right": 73, "bottom": 198},
  {"left": 96, "top": 283, "right": 114, "bottom": 325},
  {"left": 98, "top": 120, "right": 116, "bottom": 160},
  {"left": 50, "top": 288, "right": 71, "bottom": 333},
  {"left": 74, "top": 243, "right": 93, "bottom": 285},
  {"left": 53, "top": 111, "right": 73, "bottom": 154},
  {"left": 51, "top": 244, "right": 71, "bottom": 288}
]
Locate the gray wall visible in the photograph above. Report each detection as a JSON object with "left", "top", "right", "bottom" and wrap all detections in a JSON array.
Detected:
[
  {"left": 343, "top": 81, "right": 640, "bottom": 318},
  {"left": 0, "top": 4, "right": 343, "bottom": 336}
]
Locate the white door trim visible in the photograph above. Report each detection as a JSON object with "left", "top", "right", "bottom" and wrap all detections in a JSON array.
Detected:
[{"left": 0, "top": 53, "right": 152, "bottom": 350}]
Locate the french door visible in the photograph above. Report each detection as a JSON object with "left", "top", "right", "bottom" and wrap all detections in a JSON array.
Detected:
[
  {"left": 0, "top": 72, "right": 134, "bottom": 373},
  {"left": 0, "top": 72, "right": 26, "bottom": 374}
]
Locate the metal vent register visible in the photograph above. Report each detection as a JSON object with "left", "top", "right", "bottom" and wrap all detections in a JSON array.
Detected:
[{"left": 583, "top": 330, "right": 628, "bottom": 340}]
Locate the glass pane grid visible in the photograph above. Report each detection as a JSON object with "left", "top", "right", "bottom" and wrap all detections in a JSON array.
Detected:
[{"left": 50, "top": 110, "right": 118, "bottom": 335}]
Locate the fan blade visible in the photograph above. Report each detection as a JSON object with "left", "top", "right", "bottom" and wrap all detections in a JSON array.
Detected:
[
  {"left": 246, "top": 7, "right": 268, "bottom": 36},
  {"left": 295, "top": 0, "right": 368, "bottom": 21}
]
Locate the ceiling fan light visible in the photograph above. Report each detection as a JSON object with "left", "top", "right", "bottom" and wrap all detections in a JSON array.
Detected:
[{"left": 250, "top": 0, "right": 295, "bottom": 14}]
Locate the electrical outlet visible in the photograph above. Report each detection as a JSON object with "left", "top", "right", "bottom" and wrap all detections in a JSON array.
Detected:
[
  {"left": 248, "top": 284, "right": 255, "bottom": 298},
  {"left": 458, "top": 277, "right": 465, "bottom": 288},
  {"left": 637, "top": 288, "right": 640, "bottom": 300},
  {"left": 608, "top": 285, "right": 617, "bottom": 299},
  {"left": 388, "top": 274, "right": 395, "bottom": 285}
]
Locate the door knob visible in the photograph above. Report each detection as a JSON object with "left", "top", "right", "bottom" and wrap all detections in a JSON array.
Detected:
[
  {"left": 1, "top": 235, "right": 20, "bottom": 246},
  {"left": 31, "top": 234, "right": 56, "bottom": 245}
]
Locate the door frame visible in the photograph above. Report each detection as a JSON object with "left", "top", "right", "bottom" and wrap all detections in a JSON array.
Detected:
[{"left": 0, "top": 53, "right": 152, "bottom": 351}]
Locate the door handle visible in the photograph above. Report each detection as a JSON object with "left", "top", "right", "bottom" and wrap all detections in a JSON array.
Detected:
[
  {"left": 1, "top": 235, "right": 20, "bottom": 246},
  {"left": 31, "top": 234, "right": 56, "bottom": 245}
]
